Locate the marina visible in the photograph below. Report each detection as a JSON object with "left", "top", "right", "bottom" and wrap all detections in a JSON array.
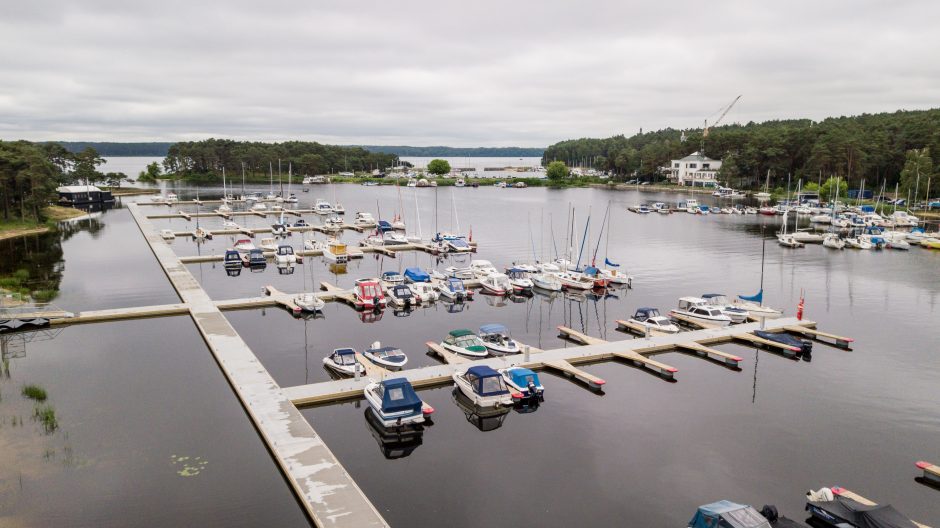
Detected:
[{"left": 2, "top": 185, "right": 938, "bottom": 527}]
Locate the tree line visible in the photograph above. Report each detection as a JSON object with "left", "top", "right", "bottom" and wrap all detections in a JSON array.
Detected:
[
  {"left": 162, "top": 139, "right": 399, "bottom": 182},
  {"left": 0, "top": 141, "right": 117, "bottom": 223},
  {"left": 542, "top": 108, "right": 940, "bottom": 199}
]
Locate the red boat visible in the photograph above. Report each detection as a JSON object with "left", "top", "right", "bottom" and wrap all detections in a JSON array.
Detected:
[{"left": 354, "top": 279, "right": 387, "bottom": 310}]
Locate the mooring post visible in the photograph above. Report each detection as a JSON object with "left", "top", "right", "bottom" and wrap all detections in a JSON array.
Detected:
[
  {"left": 524, "top": 345, "right": 530, "bottom": 362},
  {"left": 355, "top": 364, "right": 360, "bottom": 381},
  {"left": 645, "top": 325, "right": 651, "bottom": 340},
  {"left": 760, "top": 316, "right": 766, "bottom": 330}
]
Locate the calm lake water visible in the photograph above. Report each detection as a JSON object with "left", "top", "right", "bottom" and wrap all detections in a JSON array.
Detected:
[{"left": 3, "top": 185, "right": 939, "bottom": 526}]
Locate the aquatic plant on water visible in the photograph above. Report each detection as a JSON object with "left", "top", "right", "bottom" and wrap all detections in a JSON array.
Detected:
[
  {"left": 33, "top": 404, "right": 58, "bottom": 434},
  {"left": 21, "top": 384, "right": 47, "bottom": 402}
]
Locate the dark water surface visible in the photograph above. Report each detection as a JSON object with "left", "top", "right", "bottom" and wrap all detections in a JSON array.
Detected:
[{"left": 4, "top": 186, "right": 939, "bottom": 526}]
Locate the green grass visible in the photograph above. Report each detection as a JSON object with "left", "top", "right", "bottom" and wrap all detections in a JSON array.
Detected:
[
  {"left": 33, "top": 404, "right": 58, "bottom": 434},
  {"left": 22, "top": 384, "right": 48, "bottom": 402}
]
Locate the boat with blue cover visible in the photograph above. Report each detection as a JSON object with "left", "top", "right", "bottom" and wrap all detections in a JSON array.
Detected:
[
  {"left": 499, "top": 367, "right": 544, "bottom": 400},
  {"left": 438, "top": 277, "right": 472, "bottom": 301},
  {"left": 452, "top": 365, "right": 519, "bottom": 407},
  {"left": 689, "top": 500, "right": 806, "bottom": 528},
  {"left": 223, "top": 250, "right": 242, "bottom": 271},
  {"left": 363, "top": 377, "right": 432, "bottom": 427},
  {"left": 403, "top": 267, "right": 430, "bottom": 283},
  {"left": 322, "top": 348, "right": 365, "bottom": 376},
  {"left": 381, "top": 270, "right": 404, "bottom": 285},
  {"left": 478, "top": 324, "right": 519, "bottom": 355}
]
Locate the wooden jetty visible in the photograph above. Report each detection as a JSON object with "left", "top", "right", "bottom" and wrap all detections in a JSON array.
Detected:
[
  {"left": 425, "top": 341, "right": 469, "bottom": 364},
  {"left": 916, "top": 461, "right": 940, "bottom": 487},
  {"left": 732, "top": 332, "right": 802, "bottom": 358},
  {"left": 128, "top": 204, "right": 388, "bottom": 528},
  {"left": 556, "top": 326, "right": 678, "bottom": 379}
]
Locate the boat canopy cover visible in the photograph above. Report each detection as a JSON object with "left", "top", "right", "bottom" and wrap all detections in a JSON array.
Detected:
[
  {"left": 449, "top": 329, "right": 474, "bottom": 337},
  {"left": 754, "top": 330, "right": 803, "bottom": 348},
  {"left": 448, "top": 239, "right": 471, "bottom": 248},
  {"left": 334, "top": 348, "right": 356, "bottom": 356},
  {"left": 689, "top": 501, "right": 772, "bottom": 528},
  {"left": 404, "top": 267, "right": 430, "bottom": 282},
  {"left": 583, "top": 266, "right": 600, "bottom": 276},
  {"left": 392, "top": 285, "right": 412, "bottom": 297},
  {"left": 447, "top": 278, "right": 465, "bottom": 291},
  {"left": 479, "top": 324, "right": 508, "bottom": 335},
  {"left": 738, "top": 289, "right": 763, "bottom": 304},
  {"left": 379, "top": 378, "right": 422, "bottom": 414},
  {"left": 224, "top": 250, "right": 240, "bottom": 260},
  {"left": 507, "top": 368, "right": 540, "bottom": 388},
  {"left": 378, "top": 220, "right": 392, "bottom": 232},
  {"left": 701, "top": 293, "right": 725, "bottom": 299},
  {"left": 808, "top": 497, "right": 918, "bottom": 528},
  {"left": 465, "top": 365, "right": 509, "bottom": 396},
  {"left": 634, "top": 307, "right": 660, "bottom": 318},
  {"left": 382, "top": 271, "right": 401, "bottom": 279}
]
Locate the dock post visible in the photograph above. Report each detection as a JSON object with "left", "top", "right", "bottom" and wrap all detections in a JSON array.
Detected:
[
  {"left": 524, "top": 345, "right": 530, "bottom": 362},
  {"left": 645, "top": 325, "right": 650, "bottom": 340},
  {"left": 760, "top": 316, "right": 766, "bottom": 330},
  {"left": 355, "top": 365, "right": 360, "bottom": 381}
]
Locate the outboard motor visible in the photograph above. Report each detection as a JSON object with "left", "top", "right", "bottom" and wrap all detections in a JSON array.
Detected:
[
  {"left": 760, "top": 504, "right": 778, "bottom": 523},
  {"left": 527, "top": 381, "right": 537, "bottom": 397},
  {"left": 800, "top": 339, "right": 813, "bottom": 361}
]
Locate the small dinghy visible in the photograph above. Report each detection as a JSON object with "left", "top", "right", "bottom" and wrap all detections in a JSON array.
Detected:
[
  {"left": 479, "top": 324, "right": 520, "bottom": 355},
  {"left": 452, "top": 365, "right": 519, "bottom": 408},
  {"left": 806, "top": 487, "right": 918, "bottom": 528},
  {"left": 438, "top": 277, "right": 472, "bottom": 301},
  {"left": 363, "top": 341, "right": 408, "bottom": 370},
  {"left": 441, "top": 329, "right": 489, "bottom": 358},
  {"left": 387, "top": 284, "right": 417, "bottom": 308},
  {"left": 403, "top": 267, "right": 430, "bottom": 283},
  {"left": 754, "top": 330, "right": 812, "bottom": 358},
  {"left": 322, "top": 348, "right": 364, "bottom": 376},
  {"left": 470, "top": 259, "right": 499, "bottom": 278},
  {"left": 363, "top": 378, "right": 431, "bottom": 427},
  {"left": 627, "top": 307, "right": 680, "bottom": 335},
  {"left": 499, "top": 367, "right": 544, "bottom": 400},
  {"left": 408, "top": 282, "right": 438, "bottom": 303}
]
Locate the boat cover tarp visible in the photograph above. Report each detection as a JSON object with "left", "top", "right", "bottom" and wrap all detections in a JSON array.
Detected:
[
  {"left": 334, "top": 348, "right": 355, "bottom": 356},
  {"left": 368, "top": 346, "right": 406, "bottom": 364},
  {"left": 404, "top": 267, "right": 430, "bottom": 282},
  {"left": 739, "top": 289, "right": 763, "bottom": 304},
  {"left": 808, "top": 496, "right": 918, "bottom": 528},
  {"left": 378, "top": 220, "right": 392, "bottom": 232},
  {"left": 689, "top": 501, "right": 771, "bottom": 528},
  {"left": 379, "top": 378, "right": 422, "bottom": 414},
  {"left": 466, "top": 365, "right": 508, "bottom": 396},
  {"left": 508, "top": 368, "right": 540, "bottom": 388},
  {"left": 392, "top": 285, "right": 412, "bottom": 297},
  {"left": 754, "top": 330, "right": 803, "bottom": 348},
  {"left": 479, "top": 324, "right": 508, "bottom": 335},
  {"left": 447, "top": 278, "right": 465, "bottom": 291}
]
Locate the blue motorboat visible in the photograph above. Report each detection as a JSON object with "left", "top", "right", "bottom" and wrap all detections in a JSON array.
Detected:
[
  {"left": 363, "top": 377, "right": 431, "bottom": 427},
  {"left": 223, "top": 250, "right": 241, "bottom": 270},
  {"left": 247, "top": 249, "right": 266, "bottom": 270},
  {"left": 381, "top": 270, "right": 404, "bottom": 284},
  {"left": 689, "top": 500, "right": 806, "bottom": 528},
  {"left": 499, "top": 367, "right": 544, "bottom": 400},
  {"left": 403, "top": 267, "right": 430, "bottom": 283}
]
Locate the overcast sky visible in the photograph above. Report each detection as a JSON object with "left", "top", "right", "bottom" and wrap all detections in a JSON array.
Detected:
[{"left": 1, "top": 0, "right": 937, "bottom": 147}]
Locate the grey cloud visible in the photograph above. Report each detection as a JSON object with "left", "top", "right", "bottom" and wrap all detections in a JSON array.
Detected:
[{"left": 1, "top": 0, "right": 938, "bottom": 146}]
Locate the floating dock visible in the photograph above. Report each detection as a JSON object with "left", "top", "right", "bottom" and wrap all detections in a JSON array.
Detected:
[{"left": 916, "top": 461, "right": 940, "bottom": 488}]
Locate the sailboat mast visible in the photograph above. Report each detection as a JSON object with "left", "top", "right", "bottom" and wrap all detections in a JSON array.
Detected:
[{"left": 759, "top": 230, "right": 765, "bottom": 307}]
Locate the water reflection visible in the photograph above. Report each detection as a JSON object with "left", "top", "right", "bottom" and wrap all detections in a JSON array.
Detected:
[
  {"left": 363, "top": 408, "right": 426, "bottom": 460},
  {"left": 451, "top": 389, "right": 511, "bottom": 432}
]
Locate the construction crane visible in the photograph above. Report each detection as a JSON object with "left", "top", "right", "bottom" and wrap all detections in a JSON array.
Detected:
[{"left": 701, "top": 94, "right": 742, "bottom": 153}]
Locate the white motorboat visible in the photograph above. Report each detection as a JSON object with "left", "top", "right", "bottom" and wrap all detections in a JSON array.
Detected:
[
  {"left": 598, "top": 268, "right": 632, "bottom": 286},
  {"left": 822, "top": 233, "right": 845, "bottom": 249},
  {"left": 470, "top": 259, "right": 499, "bottom": 278},
  {"left": 259, "top": 237, "right": 279, "bottom": 251},
  {"left": 160, "top": 229, "right": 176, "bottom": 240},
  {"left": 386, "top": 284, "right": 417, "bottom": 308},
  {"left": 671, "top": 297, "right": 732, "bottom": 327},
  {"left": 792, "top": 230, "right": 825, "bottom": 244},
  {"left": 626, "top": 308, "right": 680, "bottom": 335},
  {"left": 363, "top": 378, "right": 429, "bottom": 427},
  {"left": 251, "top": 202, "right": 267, "bottom": 211},
  {"left": 354, "top": 211, "right": 377, "bottom": 227},
  {"left": 314, "top": 199, "right": 333, "bottom": 214},
  {"left": 531, "top": 273, "right": 562, "bottom": 291},
  {"left": 843, "top": 236, "right": 873, "bottom": 250},
  {"left": 363, "top": 341, "right": 408, "bottom": 370},
  {"left": 222, "top": 220, "right": 240, "bottom": 230},
  {"left": 505, "top": 268, "right": 534, "bottom": 292},
  {"left": 831, "top": 215, "right": 850, "bottom": 228},
  {"left": 683, "top": 199, "right": 700, "bottom": 214},
  {"left": 193, "top": 226, "right": 212, "bottom": 240},
  {"left": 700, "top": 294, "right": 749, "bottom": 324},
  {"left": 777, "top": 233, "right": 804, "bottom": 248},
  {"left": 437, "top": 277, "right": 472, "bottom": 301},
  {"left": 888, "top": 210, "right": 919, "bottom": 226},
  {"left": 333, "top": 203, "right": 345, "bottom": 214},
  {"left": 555, "top": 271, "right": 595, "bottom": 290},
  {"left": 444, "top": 266, "right": 474, "bottom": 280},
  {"left": 217, "top": 201, "right": 233, "bottom": 214},
  {"left": 454, "top": 178, "right": 466, "bottom": 187},
  {"left": 295, "top": 292, "right": 324, "bottom": 313},
  {"left": 381, "top": 271, "right": 405, "bottom": 285},
  {"left": 478, "top": 324, "right": 520, "bottom": 355},
  {"left": 275, "top": 244, "right": 297, "bottom": 265},
  {"left": 383, "top": 232, "right": 409, "bottom": 245},
  {"left": 233, "top": 238, "right": 255, "bottom": 252},
  {"left": 408, "top": 282, "right": 439, "bottom": 303},
  {"left": 885, "top": 236, "right": 911, "bottom": 250},
  {"left": 536, "top": 261, "right": 561, "bottom": 273},
  {"left": 323, "top": 348, "right": 363, "bottom": 376},
  {"left": 744, "top": 207, "right": 758, "bottom": 214},
  {"left": 406, "top": 178, "right": 418, "bottom": 187},
  {"left": 452, "top": 365, "right": 518, "bottom": 407},
  {"left": 810, "top": 213, "right": 832, "bottom": 224},
  {"left": 441, "top": 329, "right": 489, "bottom": 358},
  {"left": 322, "top": 215, "right": 343, "bottom": 230},
  {"left": 479, "top": 273, "right": 511, "bottom": 295},
  {"left": 165, "top": 192, "right": 179, "bottom": 204}
]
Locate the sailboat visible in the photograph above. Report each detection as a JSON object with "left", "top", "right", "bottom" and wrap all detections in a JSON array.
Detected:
[
  {"left": 217, "top": 167, "right": 233, "bottom": 214},
  {"left": 755, "top": 169, "right": 772, "bottom": 202},
  {"left": 294, "top": 231, "right": 325, "bottom": 313},
  {"left": 596, "top": 202, "right": 633, "bottom": 286},
  {"left": 332, "top": 182, "right": 345, "bottom": 214},
  {"left": 734, "top": 231, "right": 783, "bottom": 317}
]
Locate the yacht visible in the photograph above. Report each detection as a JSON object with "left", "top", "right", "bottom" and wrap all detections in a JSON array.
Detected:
[
  {"left": 555, "top": 271, "right": 595, "bottom": 290},
  {"left": 314, "top": 199, "right": 333, "bottom": 214},
  {"left": 354, "top": 211, "right": 377, "bottom": 227},
  {"left": 822, "top": 233, "right": 845, "bottom": 249},
  {"left": 699, "top": 293, "right": 749, "bottom": 323},
  {"left": 626, "top": 308, "right": 680, "bottom": 335},
  {"left": 671, "top": 297, "right": 733, "bottom": 327}
]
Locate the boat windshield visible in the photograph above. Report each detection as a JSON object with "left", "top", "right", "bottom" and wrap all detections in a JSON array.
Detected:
[
  {"left": 456, "top": 336, "right": 482, "bottom": 348},
  {"left": 386, "top": 387, "right": 405, "bottom": 401},
  {"left": 480, "top": 376, "right": 506, "bottom": 394},
  {"left": 449, "top": 280, "right": 465, "bottom": 291},
  {"left": 338, "top": 354, "right": 357, "bottom": 366},
  {"left": 360, "top": 284, "right": 379, "bottom": 298},
  {"left": 378, "top": 348, "right": 404, "bottom": 359}
]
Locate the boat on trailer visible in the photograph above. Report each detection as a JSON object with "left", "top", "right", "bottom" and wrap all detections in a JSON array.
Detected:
[
  {"left": 322, "top": 348, "right": 364, "bottom": 376},
  {"left": 363, "top": 378, "right": 431, "bottom": 427},
  {"left": 363, "top": 341, "right": 408, "bottom": 370},
  {"left": 478, "top": 324, "right": 519, "bottom": 355},
  {"left": 452, "top": 365, "right": 520, "bottom": 407}
]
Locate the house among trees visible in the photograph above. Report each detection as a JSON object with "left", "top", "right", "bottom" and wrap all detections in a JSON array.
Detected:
[
  {"left": 57, "top": 185, "right": 115, "bottom": 205},
  {"left": 665, "top": 151, "right": 722, "bottom": 187}
]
